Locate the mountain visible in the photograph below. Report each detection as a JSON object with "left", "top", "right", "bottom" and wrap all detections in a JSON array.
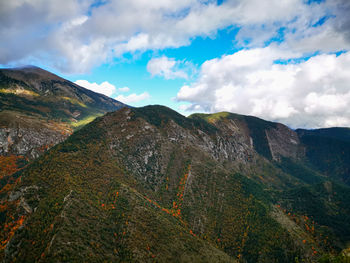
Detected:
[
  {"left": 296, "top": 128, "right": 350, "bottom": 185},
  {"left": 0, "top": 66, "right": 127, "bottom": 228},
  {"left": 0, "top": 65, "right": 126, "bottom": 160},
  {"left": 1, "top": 105, "right": 349, "bottom": 262}
]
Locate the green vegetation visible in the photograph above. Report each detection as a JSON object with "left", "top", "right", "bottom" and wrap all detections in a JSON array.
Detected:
[
  {"left": 278, "top": 182, "right": 350, "bottom": 245},
  {"left": 69, "top": 113, "right": 103, "bottom": 129},
  {"left": 297, "top": 130, "right": 350, "bottom": 185},
  {"left": 61, "top": 96, "right": 87, "bottom": 108},
  {"left": 189, "top": 112, "right": 231, "bottom": 123},
  {"left": 0, "top": 67, "right": 125, "bottom": 132},
  {"left": 1, "top": 105, "right": 349, "bottom": 262},
  {"left": 319, "top": 252, "right": 350, "bottom": 263},
  {"left": 135, "top": 105, "right": 218, "bottom": 134},
  {"left": 1, "top": 117, "right": 233, "bottom": 262},
  {"left": 276, "top": 157, "right": 324, "bottom": 185}
]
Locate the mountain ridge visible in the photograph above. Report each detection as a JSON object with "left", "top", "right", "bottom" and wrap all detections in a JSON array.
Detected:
[
  {"left": 0, "top": 65, "right": 127, "bottom": 160},
  {"left": 1, "top": 105, "right": 349, "bottom": 262}
]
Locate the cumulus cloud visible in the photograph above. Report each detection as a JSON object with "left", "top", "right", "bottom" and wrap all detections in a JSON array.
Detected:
[
  {"left": 147, "top": 56, "right": 188, "bottom": 79},
  {"left": 0, "top": 0, "right": 91, "bottom": 70},
  {"left": 74, "top": 80, "right": 116, "bottom": 97},
  {"left": 75, "top": 80, "right": 149, "bottom": 104},
  {"left": 282, "top": 0, "right": 350, "bottom": 53},
  {"left": 115, "top": 92, "right": 150, "bottom": 104},
  {"left": 176, "top": 47, "right": 350, "bottom": 128},
  {"left": 118, "top": 87, "right": 130, "bottom": 92},
  {"left": 2, "top": 0, "right": 349, "bottom": 73}
]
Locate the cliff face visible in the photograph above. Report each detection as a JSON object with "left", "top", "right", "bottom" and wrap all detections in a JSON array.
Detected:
[
  {"left": 189, "top": 112, "right": 304, "bottom": 162},
  {"left": 0, "top": 111, "right": 70, "bottom": 160},
  {"left": 265, "top": 123, "right": 303, "bottom": 161},
  {"left": 0, "top": 127, "right": 65, "bottom": 159},
  {"left": 1, "top": 105, "right": 349, "bottom": 262}
]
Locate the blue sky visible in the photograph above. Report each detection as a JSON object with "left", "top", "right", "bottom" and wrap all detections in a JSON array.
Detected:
[
  {"left": 1, "top": 0, "right": 350, "bottom": 128},
  {"left": 65, "top": 27, "right": 242, "bottom": 109}
]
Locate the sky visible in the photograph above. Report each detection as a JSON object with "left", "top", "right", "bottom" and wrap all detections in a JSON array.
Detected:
[{"left": 1, "top": 0, "right": 350, "bottom": 128}]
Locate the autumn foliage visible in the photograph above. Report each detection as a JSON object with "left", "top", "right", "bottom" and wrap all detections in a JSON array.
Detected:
[{"left": 0, "top": 155, "right": 26, "bottom": 179}]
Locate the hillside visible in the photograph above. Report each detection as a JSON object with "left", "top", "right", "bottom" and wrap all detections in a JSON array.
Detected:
[
  {"left": 1, "top": 105, "right": 349, "bottom": 262},
  {"left": 0, "top": 66, "right": 126, "bottom": 159},
  {"left": 0, "top": 66, "right": 127, "bottom": 223},
  {"left": 296, "top": 128, "right": 350, "bottom": 185}
]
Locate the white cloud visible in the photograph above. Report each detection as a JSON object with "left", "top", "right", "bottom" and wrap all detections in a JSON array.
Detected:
[
  {"left": 147, "top": 56, "right": 188, "bottom": 79},
  {"left": 3, "top": 0, "right": 350, "bottom": 73},
  {"left": 75, "top": 80, "right": 148, "bottom": 104},
  {"left": 281, "top": 0, "right": 350, "bottom": 54},
  {"left": 285, "top": 24, "right": 350, "bottom": 54},
  {"left": 118, "top": 86, "right": 130, "bottom": 92},
  {"left": 115, "top": 92, "right": 150, "bottom": 104},
  {"left": 176, "top": 48, "right": 350, "bottom": 128},
  {"left": 0, "top": 0, "right": 91, "bottom": 70},
  {"left": 74, "top": 80, "right": 116, "bottom": 97}
]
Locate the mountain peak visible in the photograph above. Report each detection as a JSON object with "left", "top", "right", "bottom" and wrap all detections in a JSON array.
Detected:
[
  {"left": 15, "top": 65, "right": 42, "bottom": 70},
  {"left": 0, "top": 65, "right": 64, "bottom": 83}
]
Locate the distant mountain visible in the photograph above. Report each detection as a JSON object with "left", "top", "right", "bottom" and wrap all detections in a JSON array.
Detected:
[
  {"left": 296, "top": 128, "right": 350, "bottom": 185},
  {"left": 1, "top": 105, "right": 349, "bottom": 262},
  {"left": 0, "top": 65, "right": 126, "bottom": 159}
]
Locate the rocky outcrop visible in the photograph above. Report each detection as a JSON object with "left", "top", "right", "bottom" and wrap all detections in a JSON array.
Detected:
[
  {"left": 0, "top": 127, "right": 67, "bottom": 160},
  {"left": 107, "top": 108, "right": 256, "bottom": 191},
  {"left": 265, "top": 123, "right": 304, "bottom": 161}
]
